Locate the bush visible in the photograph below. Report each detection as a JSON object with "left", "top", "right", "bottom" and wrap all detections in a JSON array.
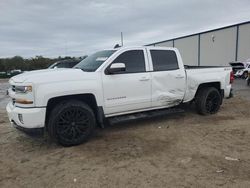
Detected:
[{"left": 0, "top": 56, "right": 81, "bottom": 73}]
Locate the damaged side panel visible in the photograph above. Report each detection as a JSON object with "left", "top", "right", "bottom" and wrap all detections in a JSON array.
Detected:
[
  {"left": 183, "top": 68, "right": 226, "bottom": 102},
  {"left": 183, "top": 76, "right": 200, "bottom": 103},
  {"left": 151, "top": 70, "right": 186, "bottom": 108}
]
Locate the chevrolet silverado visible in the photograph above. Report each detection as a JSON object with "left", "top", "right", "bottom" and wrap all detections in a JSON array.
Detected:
[{"left": 6, "top": 46, "right": 233, "bottom": 146}]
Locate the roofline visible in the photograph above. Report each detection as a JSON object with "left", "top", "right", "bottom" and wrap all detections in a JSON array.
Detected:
[{"left": 146, "top": 20, "right": 250, "bottom": 46}]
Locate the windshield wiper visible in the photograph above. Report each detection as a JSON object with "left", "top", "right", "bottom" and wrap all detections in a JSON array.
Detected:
[
  {"left": 82, "top": 69, "right": 93, "bottom": 72},
  {"left": 80, "top": 68, "right": 94, "bottom": 72},
  {"left": 74, "top": 66, "right": 94, "bottom": 72}
]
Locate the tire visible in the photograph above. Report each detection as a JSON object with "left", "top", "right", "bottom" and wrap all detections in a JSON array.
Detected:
[
  {"left": 47, "top": 100, "right": 96, "bottom": 146},
  {"left": 242, "top": 71, "right": 248, "bottom": 79},
  {"left": 195, "top": 87, "right": 222, "bottom": 115}
]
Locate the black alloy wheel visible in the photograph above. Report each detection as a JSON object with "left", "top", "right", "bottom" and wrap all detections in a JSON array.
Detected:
[
  {"left": 204, "top": 90, "right": 221, "bottom": 114},
  {"left": 48, "top": 100, "right": 95, "bottom": 146},
  {"left": 195, "top": 87, "right": 222, "bottom": 115}
]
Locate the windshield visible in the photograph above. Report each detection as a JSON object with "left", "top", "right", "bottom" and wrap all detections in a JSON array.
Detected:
[
  {"left": 48, "top": 62, "right": 58, "bottom": 69},
  {"left": 74, "top": 50, "right": 116, "bottom": 72}
]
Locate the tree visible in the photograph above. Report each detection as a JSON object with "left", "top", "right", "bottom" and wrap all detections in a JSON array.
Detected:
[{"left": 0, "top": 54, "right": 85, "bottom": 73}]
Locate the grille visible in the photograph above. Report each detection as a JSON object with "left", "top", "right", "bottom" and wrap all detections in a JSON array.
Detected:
[{"left": 12, "top": 85, "right": 15, "bottom": 92}]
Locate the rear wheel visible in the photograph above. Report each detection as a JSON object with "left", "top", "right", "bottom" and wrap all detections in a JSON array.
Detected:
[
  {"left": 195, "top": 87, "right": 222, "bottom": 115},
  {"left": 243, "top": 71, "right": 248, "bottom": 79},
  {"left": 47, "top": 100, "right": 96, "bottom": 146}
]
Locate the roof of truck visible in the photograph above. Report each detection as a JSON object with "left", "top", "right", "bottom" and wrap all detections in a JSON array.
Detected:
[{"left": 104, "top": 46, "right": 176, "bottom": 51}]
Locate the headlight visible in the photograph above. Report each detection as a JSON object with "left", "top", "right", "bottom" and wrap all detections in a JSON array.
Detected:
[
  {"left": 15, "top": 98, "right": 33, "bottom": 104},
  {"left": 15, "top": 85, "right": 32, "bottom": 93}
]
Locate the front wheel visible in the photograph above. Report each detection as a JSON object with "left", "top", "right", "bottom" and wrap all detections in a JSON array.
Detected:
[
  {"left": 195, "top": 87, "right": 222, "bottom": 115},
  {"left": 47, "top": 100, "right": 96, "bottom": 146}
]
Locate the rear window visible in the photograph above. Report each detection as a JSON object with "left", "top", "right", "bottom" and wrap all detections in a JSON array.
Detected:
[{"left": 150, "top": 50, "right": 178, "bottom": 71}]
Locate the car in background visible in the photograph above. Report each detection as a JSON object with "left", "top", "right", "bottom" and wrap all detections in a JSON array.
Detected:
[
  {"left": 243, "top": 58, "right": 250, "bottom": 66},
  {"left": 0, "top": 71, "right": 7, "bottom": 78},
  {"left": 229, "top": 61, "right": 245, "bottom": 74},
  {"left": 48, "top": 59, "right": 81, "bottom": 69},
  {"left": 0, "top": 70, "right": 22, "bottom": 78},
  {"left": 7, "top": 70, "right": 22, "bottom": 76},
  {"left": 235, "top": 62, "right": 250, "bottom": 79}
]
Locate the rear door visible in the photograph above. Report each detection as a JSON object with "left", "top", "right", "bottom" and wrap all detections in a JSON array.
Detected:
[
  {"left": 147, "top": 47, "right": 186, "bottom": 108},
  {"left": 102, "top": 48, "right": 151, "bottom": 115}
]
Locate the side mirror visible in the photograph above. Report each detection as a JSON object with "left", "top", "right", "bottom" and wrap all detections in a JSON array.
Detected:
[{"left": 107, "top": 63, "right": 126, "bottom": 74}]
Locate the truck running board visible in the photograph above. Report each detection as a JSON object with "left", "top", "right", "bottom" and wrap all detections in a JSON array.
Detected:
[{"left": 108, "top": 107, "right": 185, "bottom": 125}]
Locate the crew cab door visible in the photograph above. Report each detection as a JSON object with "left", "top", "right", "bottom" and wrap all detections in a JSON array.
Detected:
[
  {"left": 102, "top": 48, "right": 151, "bottom": 115},
  {"left": 147, "top": 48, "right": 186, "bottom": 108}
]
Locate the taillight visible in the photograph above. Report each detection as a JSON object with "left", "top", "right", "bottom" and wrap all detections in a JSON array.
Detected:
[{"left": 230, "top": 71, "right": 234, "bottom": 84}]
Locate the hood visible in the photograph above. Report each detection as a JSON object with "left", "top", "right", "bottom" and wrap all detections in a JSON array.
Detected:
[{"left": 10, "top": 68, "right": 96, "bottom": 84}]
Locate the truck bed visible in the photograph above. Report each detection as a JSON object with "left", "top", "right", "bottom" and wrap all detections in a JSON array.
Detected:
[
  {"left": 183, "top": 65, "right": 232, "bottom": 103},
  {"left": 184, "top": 65, "right": 229, "bottom": 69}
]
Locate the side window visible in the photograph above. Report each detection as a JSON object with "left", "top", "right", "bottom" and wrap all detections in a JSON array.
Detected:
[
  {"left": 64, "top": 62, "right": 72, "bottom": 68},
  {"left": 150, "top": 50, "right": 179, "bottom": 71},
  {"left": 55, "top": 62, "right": 65, "bottom": 68},
  {"left": 112, "top": 50, "right": 146, "bottom": 73},
  {"left": 64, "top": 61, "right": 77, "bottom": 68}
]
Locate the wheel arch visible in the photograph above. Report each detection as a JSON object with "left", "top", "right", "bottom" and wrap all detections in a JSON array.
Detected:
[
  {"left": 196, "top": 82, "right": 221, "bottom": 92},
  {"left": 45, "top": 94, "right": 105, "bottom": 128},
  {"left": 195, "top": 82, "right": 223, "bottom": 103}
]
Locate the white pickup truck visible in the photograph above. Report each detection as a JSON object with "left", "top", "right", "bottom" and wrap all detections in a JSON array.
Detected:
[{"left": 6, "top": 46, "right": 233, "bottom": 146}]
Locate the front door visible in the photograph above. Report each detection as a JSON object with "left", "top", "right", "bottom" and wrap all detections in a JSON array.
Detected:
[{"left": 102, "top": 49, "right": 151, "bottom": 116}]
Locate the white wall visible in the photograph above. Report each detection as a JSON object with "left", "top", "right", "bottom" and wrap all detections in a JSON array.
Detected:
[
  {"left": 155, "top": 41, "right": 173, "bottom": 47},
  {"left": 238, "top": 23, "right": 250, "bottom": 62},
  {"left": 200, "top": 27, "right": 237, "bottom": 66},
  {"left": 150, "top": 22, "right": 250, "bottom": 67},
  {"left": 174, "top": 36, "right": 199, "bottom": 66}
]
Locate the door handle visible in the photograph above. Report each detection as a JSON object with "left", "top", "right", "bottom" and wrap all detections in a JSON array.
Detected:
[
  {"left": 139, "top": 77, "right": 150, "bottom": 81},
  {"left": 175, "top": 75, "right": 184, "bottom": 79}
]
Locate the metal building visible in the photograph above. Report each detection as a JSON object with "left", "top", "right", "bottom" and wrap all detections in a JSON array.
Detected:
[{"left": 146, "top": 21, "right": 250, "bottom": 66}]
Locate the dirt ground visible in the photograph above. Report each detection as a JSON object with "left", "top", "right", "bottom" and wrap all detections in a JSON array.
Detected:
[{"left": 0, "top": 79, "right": 250, "bottom": 188}]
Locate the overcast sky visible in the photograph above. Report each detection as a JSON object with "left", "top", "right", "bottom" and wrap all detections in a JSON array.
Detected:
[{"left": 1, "top": 0, "right": 250, "bottom": 58}]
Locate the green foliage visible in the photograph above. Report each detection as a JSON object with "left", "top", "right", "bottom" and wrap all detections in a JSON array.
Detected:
[
  {"left": 0, "top": 55, "right": 79, "bottom": 72},
  {"left": 0, "top": 55, "right": 84, "bottom": 78}
]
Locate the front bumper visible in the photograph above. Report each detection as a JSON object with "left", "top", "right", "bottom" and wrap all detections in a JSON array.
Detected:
[
  {"left": 6, "top": 102, "right": 46, "bottom": 129},
  {"left": 11, "top": 121, "right": 44, "bottom": 135}
]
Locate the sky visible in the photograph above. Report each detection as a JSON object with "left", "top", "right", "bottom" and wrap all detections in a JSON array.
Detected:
[{"left": 1, "top": 0, "right": 250, "bottom": 58}]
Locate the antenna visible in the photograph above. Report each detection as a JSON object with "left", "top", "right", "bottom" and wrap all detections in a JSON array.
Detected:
[{"left": 121, "top": 32, "right": 123, "bottom": 46}]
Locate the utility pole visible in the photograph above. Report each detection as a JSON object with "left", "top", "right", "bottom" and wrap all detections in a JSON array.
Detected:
[{"left": 64, "top": 39, "right": 68, "bottom": 57}]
